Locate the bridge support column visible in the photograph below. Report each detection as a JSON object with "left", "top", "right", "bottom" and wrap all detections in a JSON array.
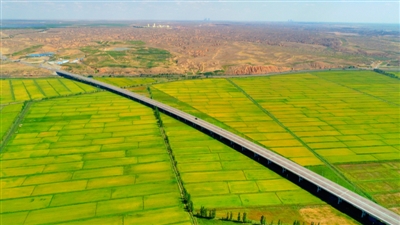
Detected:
[
  {"left": 361, "top": 211, "right": 366, "bottom": 218},
  {"left": 337, "top": 198, "right": 342, "bottom": 204},
  {"left": 253, "top": 153, "right": 258, "bottom": 158},
  {"left": 317, "top": 186, "right": 321, "bottom": 193},
  {"left": 267, "top": 160, "right": 271, "bottom": 165},
  {"left": 298, "top": 177, "right": 303, "bottom": 182},
  {"left": 282, "top": 168, "right": 286, "bottom": 173},
  {"left": 241, "top": 146, "right": 244, "bottom": 152}
]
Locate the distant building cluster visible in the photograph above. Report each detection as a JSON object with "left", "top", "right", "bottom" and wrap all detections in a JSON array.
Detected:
[
  {"left": 48, "top": 58, "right": 83, "bottom": 65},
  {"left": 147, "top": 23, "right": 171, "bottom": 28},
  {"left": 48, "top": 59, "right": 69, "bottom": 65}
]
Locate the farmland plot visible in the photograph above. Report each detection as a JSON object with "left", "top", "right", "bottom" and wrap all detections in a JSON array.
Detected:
[
  {"left": 0, "top": 92, "right": 191, "bottom": 225},
  {"left": 162, "top": 114, "right": 357, "bottom": 224},
  {"left": 0, "top": 103, "right": 23, "bottom": 141},
  {"left": 0, "top": 78, "right": 98, "bottom": 104},
  {"left": 153, "top": 71, "right": 400, "bottom": 209}
]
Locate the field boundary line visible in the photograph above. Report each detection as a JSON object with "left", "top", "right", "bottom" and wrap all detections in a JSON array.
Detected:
[
  {"left": 21, "top": 80, "right": 32, "bottom": 100},
  {"left": 149, "top": 88, "right": 197, "bottom": 225},
  {"left": 8, "top": 79, "right": 16, "bottom": 101},
  {"left": 57, "top": 78, "right": 72, "bottom": 93},
  {"left": 313, "top": 74, "right": 399, "bottom": 107},
  {"left": 46, "top": 79, "right": 61, "bottom": 95},
  {"left": 33, "top": 79, "right": 46, "bottom": 96},
  {"left": 227, "top": 78, "right": 370, "bottom": 200},
  {"left": 0, "top": 101, "right": 32, "bottom": 151}
]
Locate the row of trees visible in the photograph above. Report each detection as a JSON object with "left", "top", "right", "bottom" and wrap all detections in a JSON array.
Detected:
[
  {"left": 224, "top": 211, "right": 249, "bottom": 223},
  {"left": 373, "top": 69, "right": 399, "bottom": 79},
  {"left": 198, "top": 206, "right": 217, "bottom": 218},
  {"left": 152, "top": 105, "right": 196, "bottom": 218}
]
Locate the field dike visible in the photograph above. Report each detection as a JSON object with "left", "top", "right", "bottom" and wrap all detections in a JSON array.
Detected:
[
  {"left": 149, "top": 88, "right": 198, "bottom": 225},
  {"left": 227, "top": 78, "right": 370, "bottom": 200}
]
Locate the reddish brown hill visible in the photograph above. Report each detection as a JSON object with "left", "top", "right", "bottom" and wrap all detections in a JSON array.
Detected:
[{"left": 227, "top": 65, "right": 291, "bottom": 75}]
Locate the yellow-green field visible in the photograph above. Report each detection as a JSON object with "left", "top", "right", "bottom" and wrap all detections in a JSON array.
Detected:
[
  {"left": 153, "top": 70, "right": 400, "bottom": 210},
  {"left": 1, "top": 70, "right": 397, "bottom": 224},
  {"left": 0, "top": 92, "right": 191, "bottom": 225},
  {"left": 0, "top": 78, "right": 98, "bottom": 104},
  {"left": 1, "top": 103, "right": 23, "bottom": 141},
  {"left": 162, "top": 114, "right": 357, "bottom": 224}
]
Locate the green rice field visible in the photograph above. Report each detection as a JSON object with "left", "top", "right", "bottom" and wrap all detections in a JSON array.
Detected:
[
  {"left": 0, "top": 70, "right": 398, "bottom": 224},
  {"left": 153, "top": 70, "right": 400, "bottom": 210},
  {"left": 162, "top": 114, "right": 322, "bottom": 207},
  {"left": 1, "top": 103, "right": 23, "bottom": 141},
  {"left": 0, "top": 78, "right": 98, "bottom": 104},
  {"left": 0, "top": 92, "right": 191, "bottom": 225},
  {"left": 161, "top": 114, "right": 357, "bottom": 224}
]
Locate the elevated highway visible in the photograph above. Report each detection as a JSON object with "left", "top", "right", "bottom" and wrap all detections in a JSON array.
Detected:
[{"left": 56, "top": 70, "right": 399, "bottom": 225}]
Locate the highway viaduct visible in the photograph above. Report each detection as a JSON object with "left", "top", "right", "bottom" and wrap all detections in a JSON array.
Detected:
[{"left": 56, "top": 70, "right": 399, "bottom": 225}]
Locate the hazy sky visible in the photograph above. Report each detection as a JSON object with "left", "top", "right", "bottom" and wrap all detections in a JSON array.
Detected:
[{"left": 2, "top": 0, "right": 399, "bottom": 24}]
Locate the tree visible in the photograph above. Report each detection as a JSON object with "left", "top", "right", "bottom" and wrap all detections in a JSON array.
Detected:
[
  {"left": 188, "top": 200, "right": 194, "bottom": 212},
  {"left": 261, "top": 215, "right": 266, "bottom": 225},
  {"left": 200, "top": 206, "right": 207, "bottom": 217},
  {"left": 211, "top": 209, "right": 216, "bottom": 219},
  {"left": 229, "top": 212, "right": 233, "bottom": 221},
  {"left": 243, "top": 212, "right": 247, "bottom": 223},
  {"left": 226, "top": 212, "right": 229, "bottom": 220},
  {"left": 185, "top": 193, "right": 191, "bottom": 203},
  {"left": 237, "top": 212, "right": 241, "bottom": 222}
]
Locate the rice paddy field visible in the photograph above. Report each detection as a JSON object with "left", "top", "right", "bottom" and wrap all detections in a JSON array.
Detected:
[
  {"left": 0, "top": 92, "right": 192, "bottom": 225},
  {"left": 152, "top": 70, "right": 400, "bottom": 212},
  {"left": 1, "top": 103, "right": 23, "bottom": 141},
  {"left": 0, "top": 78, "right": 98, "bottom": 104},
  {"left": 162, "top": 114, "right": 357, "bottom": 224},
  {"left": 1, "top": 70, "right": 398, "bottom": 224}
]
